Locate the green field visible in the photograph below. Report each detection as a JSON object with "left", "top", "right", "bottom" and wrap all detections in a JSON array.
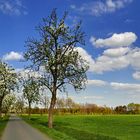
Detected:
[{"left": 22, "top": 115, "right": 140, "bottom": 140}]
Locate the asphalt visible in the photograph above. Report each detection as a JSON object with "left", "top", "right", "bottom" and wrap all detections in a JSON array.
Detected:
[{"left": 1, "top": 115, "right": 50, "bottom": 140}]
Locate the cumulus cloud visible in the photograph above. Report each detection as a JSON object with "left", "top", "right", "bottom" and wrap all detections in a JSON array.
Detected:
[
  {"left": 90, "top": 32, "right": 137, "bottom": 48},
  {"left": 103, "top": 47, "right": 130, "bottom": 57},
  {"left": 128, "top": 48, "right": 140, "bottom": 70},
  {"left": 0, "top": 0, "right": 27, "bottom": 16},
  {"left": 92, "top": 47, "right": 140, "bottom": 74},
  {"left": 93, "top": 55, "right": 130, "bottom": 74},
  {"left": 86, "top": 31, "right": 140, "bottom": 74},
  {"left": 70, "top": 0, "right": 133, "bottom": 16},
  {"left": 84, "top": 96, "right": 104, "bottom": 100},
  {"left": 111, "top": 82, "right": 140, "bottom": 92},
  {"left": 75, "top": 45, "right": 140, "bottom": 74},
  {"left": 132, "top": 71, "right": 140, "bottom": 80},
  {"left": 75, "top": 47, "right": 95, "bottom": 72},
  {"left": 86, "top": 80, "right": 140, "bottom": 93},
  {"left": 3, "top": 51, "right": 24, "bottom": 61},
  {"left": 87, "top": 80, "right": 108, "bottom": 87},
  {"left": 76, "top": 47, "right": 129, "bottom": 74}
]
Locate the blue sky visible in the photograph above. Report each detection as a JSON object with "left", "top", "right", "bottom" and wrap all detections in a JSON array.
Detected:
[{"left": 1, "top": 0, "right": 140, "bottom": 107}]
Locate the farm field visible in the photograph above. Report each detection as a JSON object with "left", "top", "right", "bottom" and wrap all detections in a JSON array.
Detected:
[{"left": 22, "top": 114, "right": 140, "bottom": 140}]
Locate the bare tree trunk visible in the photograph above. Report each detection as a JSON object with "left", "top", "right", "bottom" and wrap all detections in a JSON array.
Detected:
[{"left": 48, "top": 92, "right": 56, "bottom": 128}]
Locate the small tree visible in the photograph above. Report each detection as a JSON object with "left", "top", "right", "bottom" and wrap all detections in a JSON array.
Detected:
[
  {"left": 66, "top": 98, "right": 74, "bottom": 108},
  {"left": 56, "top": 98, "right": 65, "bottom": 109},
  {"left": 2, "top": 94, "right": 16, "bottom": 115},
  {"left": 56, "top": 98, "right": 65, "bottom": 114},
  {"left": 24, "top": 9, "right": 89, "bottom": 128},
  {"left": 0, "top": 60, "right": 17, "bottom": 117},
  {"left": 23, "top": 76, "right": 40, "bottom": 118},
  {"left": 39, "top": 93, "right": 50, "bottom": 114},
  {"left": 15, "top": 95, "right": 25, "bottom": 114}
]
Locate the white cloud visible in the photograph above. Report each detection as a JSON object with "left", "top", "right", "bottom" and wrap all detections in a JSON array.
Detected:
[
  {"left": 87, "top": 80, "right": 108, "bottom": 87},
  {"left": 71, "top": 0, "right": 133, "bottom": 16},
  {"left": 132, "top": 71, "right": 140, "bottom": 80},
  {"left": 92, "top": 47, "right": 140, "bottom": 74},
  {"left": 74, "top": 46, "right": 130, "bottom": 74},
  {"left": 128, "top": 93, "right": 140, "bottom": 99},
  {"left": 128, "top": 48, "right": 140, "bottom": 70},
  {"left": 0, "top": 0, "right": 27, "bottom": 16},
  {"left": 111, "top": 82, "right": 140, "bottom": 93},
  {"left": 3, "top": 51, "right": 24, "bottom": 61},
  {"left": 86, "top": 31, "right": 140, "bottom": 74},
  {"left": 93, "top": 54, "right": 130, "bottom": 74},
  {"left": 75, "top": 47, "right": 95, "bottom": 72},
  {"left": 70, "top": 5, "right": 76, "bottom": 9},
  {"left": 125, "top": 19, "right": 134, "bottom": 23},
  {"left": 103, "top": 47, "right": 130, "bottom": 57},
  {"left": 75, "top": 47, "right": 129, "bottom": 74},
  {"left": 84, "top": 96, "right": 104, "bottom": 100},
  {"left": 86, "top": 80, "right": 140, "bottom": 94},
  {"left": 90, "top": 32, "right": 137, "bottom": 48},
  {"left": 75, "top": 45, "right": 140, "bottom": 74}
]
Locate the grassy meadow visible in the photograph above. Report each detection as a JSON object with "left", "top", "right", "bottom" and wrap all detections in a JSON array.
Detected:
[{"left": 22, "top": 114, "right": 140, "bottom": 140}]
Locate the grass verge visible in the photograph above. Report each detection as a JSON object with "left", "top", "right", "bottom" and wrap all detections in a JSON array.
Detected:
[{"left": 0, "top": 116, "right": 9, "bottom": 138}]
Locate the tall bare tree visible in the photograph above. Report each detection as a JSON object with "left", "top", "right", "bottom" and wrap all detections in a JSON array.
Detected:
[
  {"left": 24, "top": 9, "right": 89, "bottom": 128},
  {"left": 0, "top": 61, "right": 17, "bottom": 117}
]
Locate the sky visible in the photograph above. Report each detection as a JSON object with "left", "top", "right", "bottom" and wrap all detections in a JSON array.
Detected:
[{"left": 0, "top": 0, "right": 140, "bottom": 107}]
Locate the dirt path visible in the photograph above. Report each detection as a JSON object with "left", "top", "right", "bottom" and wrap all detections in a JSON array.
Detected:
[{"left": 2, "top": 115, "right": 50, "bottom": 140}]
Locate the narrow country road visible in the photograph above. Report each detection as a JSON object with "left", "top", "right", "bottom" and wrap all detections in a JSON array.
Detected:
[{"left": 2, "top": 115, "right": 51, "bottom": 140}]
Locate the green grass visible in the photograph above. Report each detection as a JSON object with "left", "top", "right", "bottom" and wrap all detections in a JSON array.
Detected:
[
  {"left": 22, "top": 114, "right": 140, "bottom": 140},
  {"left": 0, "top": 116, "right": 9, "bottom": 138}
]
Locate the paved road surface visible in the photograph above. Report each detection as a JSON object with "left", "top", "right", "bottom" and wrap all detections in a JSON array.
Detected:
[{"left": 2, "top": 115, "right": 50, "bottom": 140}]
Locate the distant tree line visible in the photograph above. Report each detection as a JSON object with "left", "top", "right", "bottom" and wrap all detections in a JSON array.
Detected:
[{"left": 3, "top": 94, "right": 139, "bottom": 115}]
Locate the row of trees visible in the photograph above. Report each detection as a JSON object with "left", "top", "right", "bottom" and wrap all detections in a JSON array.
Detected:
[{"left": 1, "top": 91, "right": 140, "bottom": 115}]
